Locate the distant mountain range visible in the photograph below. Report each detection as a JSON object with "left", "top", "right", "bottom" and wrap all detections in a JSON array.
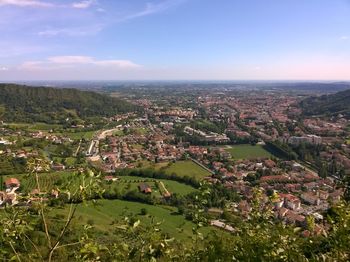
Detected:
[
  {"left": 0, "top": 84, "right": 137, "bottom": 123},
  {"left": 301, "top": 89, "right": 350, "bottom": 118}
]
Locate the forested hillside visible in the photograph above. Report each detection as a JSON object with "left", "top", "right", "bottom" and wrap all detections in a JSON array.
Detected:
[
  {"left": 301, "top": 89, "right": 350, "bottom": 118},
  {"left": 0, "top": 84, "right": 137, "bottom": 123}
]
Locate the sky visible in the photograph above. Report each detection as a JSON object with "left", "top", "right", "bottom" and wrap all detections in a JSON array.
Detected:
[{"left": 0, "top": 0, "right": 350, "bottom": 81}]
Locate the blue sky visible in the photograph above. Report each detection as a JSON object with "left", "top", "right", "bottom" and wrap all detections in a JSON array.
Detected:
[{"left": 0, "top": 0, "right": 350, "bottom": 80}]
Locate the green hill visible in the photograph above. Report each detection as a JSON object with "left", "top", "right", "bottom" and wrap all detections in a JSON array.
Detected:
[
  {"left": 0, "top": 84, "right": 137, "bottom": 123},
  {"left": 300, "top": 89, "right": 350, "bottom": 118}
]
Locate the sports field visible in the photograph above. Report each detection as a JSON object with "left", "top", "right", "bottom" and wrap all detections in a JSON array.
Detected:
[
  {"left": 224, "top": 144, "right": 273, "bottom": 159},
  {"left": 62, "top": 131, "right": 95, "bottom": 140}
]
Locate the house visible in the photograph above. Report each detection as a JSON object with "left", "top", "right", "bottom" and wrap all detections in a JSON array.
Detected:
[
  {"left": 0, "top": 191, "right": 6, "bottom": 205},
  {"left": 284, "top": 210, "right": 306, "bottom": 226},
  {"left": 0, "top": 191, "right": 18, "bottom": 206},
  {"left": 279, "top": 193, "right": 301, "bottom": 210},
  {"left": 272, "top": 197, "right": 284, "bottom": 209},
  {"left": 260, "top": 175, "right": 290, "bottom": 183},
  {"left": 329, "top": 190, "right": 343, "bottom": 203},
  {"left": 51, "top": 163, "right": 66, "bottom": 171},
  {"left": 301, "top": 192, "right": 321, "bottom": 206},
  {"left": 304, "top": 182, "right": 318, "bottom": 191},
  {"left": 51, "top": 189, "right": 59, "bottom": 198},
  {"left": 277, "top": 207, "right": 289, "bottom": 219},
  {"left": 264, "top": 159, "right": 276, "bottom": 168},
  {"left": 210, "top": 220, "right": 235, "bottom": 233},
  {"left": 138, "top": 183, "right": 152, "bottom": 194},
  {"left": 4, "top": 178, "right": 20, "bottom": 190},
  {"left": 317, "top": 190, "right": 329, "bottom": 200}
]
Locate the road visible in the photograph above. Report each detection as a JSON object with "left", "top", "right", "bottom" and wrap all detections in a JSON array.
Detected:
[
  {"left": 96, "top": 126, "right": 123, "bottom": 140},
  {"left": 190, "top": 158, "right": 215, "bottom": 175},
  {"left": 73, "top": 139, "right": 82, "bottom": 157}
]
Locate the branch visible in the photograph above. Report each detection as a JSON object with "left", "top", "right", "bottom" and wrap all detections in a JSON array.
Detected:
[
  {"left": 9, "top": 241, "right": 22, "bottom": 262},
  {"left": 32, "top": 170, "right": 52, "bottom": 250},
  {"left": 47, "top": 203, "right": 77, "bottom": 262},
  {"left": 38, "top": 187, "right": 52, "bottom": 250},
  {"left": 55, "top": 241, "right": 81, "bottom": 250},
  {"left": 24, "top": 233, "right": 44, "bottom": 262}
]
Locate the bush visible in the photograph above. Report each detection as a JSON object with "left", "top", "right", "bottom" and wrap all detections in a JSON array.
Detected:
[{"left": 140, "top": 208, "right": 148, "bottom": 215}]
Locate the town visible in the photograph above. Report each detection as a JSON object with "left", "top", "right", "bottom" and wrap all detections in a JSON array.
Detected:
[{"left": 1, "top": 85, "right": 349, "bottom": 240}]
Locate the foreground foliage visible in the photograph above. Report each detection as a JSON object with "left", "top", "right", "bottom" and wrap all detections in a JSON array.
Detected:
[{"left": 1, "top": 160, "right": 350, "bottom": 261}]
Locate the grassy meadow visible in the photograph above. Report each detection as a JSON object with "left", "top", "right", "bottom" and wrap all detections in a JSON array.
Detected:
[
  {"left": 52, "top": 199, "right": 212, "bottom": 240},
  {"left": 224, "top": 144, "right": 273, "bottom": 159},
  {"left": 164, "top": 160, "right": 211, "bottom": 179}
]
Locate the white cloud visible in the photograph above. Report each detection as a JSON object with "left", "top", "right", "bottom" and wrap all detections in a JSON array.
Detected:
[
  {"left": 72, "top": 0, "right": 96, "bottom": 9},
  {"left": 48, "top": 56, "right": 94, "bottom": 64},
  {"left": 94, "top": 60, "right": 142, "bottom": 68},
  {"left": 340, "top": 36, "right": 349, "bottom": 40},
  {"left": 125, "top": 0, "right": 186, "bottom": 20},
  {"left": 19, "top": 56, "right": 141, "bottom": 70},
  {"left": 0, "top": 0, "right": 98, "bottom": 8},
  {"left": 0, "top": 0, "right": 53, "bottom": 7},
  {"left": 0, "top": 66, "right": 8, "bottom": 71},
  {"left": 38, "top": 25, "right": 103, "bottom": 37}
]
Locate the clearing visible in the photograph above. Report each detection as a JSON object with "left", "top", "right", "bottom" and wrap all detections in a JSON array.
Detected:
[{"left": 224, "top": 144, "right": 274, "bottom": 159}]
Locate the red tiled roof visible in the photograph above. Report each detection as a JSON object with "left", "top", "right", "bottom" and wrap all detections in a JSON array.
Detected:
[{"left": 4, "top": 178, "right": 20, "bottom": 187}]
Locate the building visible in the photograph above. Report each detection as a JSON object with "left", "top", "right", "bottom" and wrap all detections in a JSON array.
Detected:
[
  {"left": 301, "top": 192, "right": 321, "bottom": 206},
  {"left": 51, "top": 163, "right": 66, "bottom": 171},
  {"left": 138, "top": 183, "right": 152, "bottom": 194},
  {"left": 4, "top": 178, "right": 20, "bottom": 190},
  {"left": 279, "top": 193, "right": 301, "bottom": 210},
  {"left": 288, "top": 135, "right": 322, "bottom": 146},
  {"left": 210, "top": 220, "right": 235, "bottom": 233}
]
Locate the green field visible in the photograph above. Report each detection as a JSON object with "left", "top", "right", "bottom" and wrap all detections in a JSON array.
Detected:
[
  {"left": 224, "top": 144, "right": 273, "bottom": 159},
  {"left": 5, "top": 171, "right": 79, "bottom": 193},
  {"left": 164, "top": 161, "right": 211, "bottom": 179},
  {"left": 135, "top": 127, "right": 149, "bottom": 135},
  {"left": 130, "top": 143, "right": 144, "bottom": 150},
  {"left": 115, "top": 176, "right": 196, "bottom": 196},
  {"left": 113, "top": 130, "right": 124, "bottom": 136},
  {"left": 54, "top": 199, "right": 211, "bottom": 240},
  {"left": 62, "top": 131, "right": 95, "bottom": 140},
  {"left": 6, "top": 171, "right": 196, "bottom": 197},
  {"left": 7, "top": 122, "right": 62, "bottom": 131},
  {"left": 52, "top": 157, "right": 77, "bottom": 167},
  {"left": 7, "top": 122, "right": 96, "bottom": 140},
  {"left": 134, "top": 160, "right": 169, "bottom": 170}
]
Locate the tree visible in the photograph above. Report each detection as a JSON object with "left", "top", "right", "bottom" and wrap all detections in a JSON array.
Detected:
[
  {"left": 140, "top": 208, "right": 148, "bottom": 215},
  {"left": 0, "top": 105, "right": 5, "bottom": 121}
]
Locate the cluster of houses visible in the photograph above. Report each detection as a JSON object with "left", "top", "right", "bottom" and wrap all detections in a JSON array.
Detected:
[
  {"left": 153, "top": 109, "right": 196, "bottom": 122},
  {"left": 97, "top": 124, "right": 187, "bottom": 172},
  {"left": 0, "top": 177, "right": 61, "bottom": 207},
  {"left": 179, "top": 141, "right": 344, "bottom": 232},
  {"left": 0, "top": 178, "right": 21, "bottom": 206},
  {"left": 31, "top": 131, "right": 73, "bottom": 144}
]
